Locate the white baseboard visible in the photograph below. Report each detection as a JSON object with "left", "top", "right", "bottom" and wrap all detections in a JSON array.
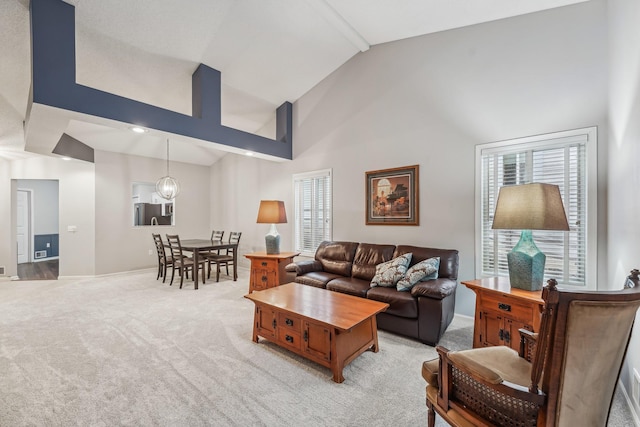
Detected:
[
  {"left": 619, "top": 379, "right": 640, "bottom": 427},
  {"left": 453, "top": 313, "right": 474, "bottom": 321},
  {"left": 33, "top": 256, "right": 59, "bottom": 263}
]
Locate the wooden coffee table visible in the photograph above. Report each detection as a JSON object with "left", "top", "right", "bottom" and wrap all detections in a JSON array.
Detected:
[{"left": 244, "top": 282, "right": 389, "bottom": 383}]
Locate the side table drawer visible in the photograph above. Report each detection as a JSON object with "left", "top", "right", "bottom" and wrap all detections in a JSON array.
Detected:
[
  {"left": 481, "top": 294, "right": 533, "bottom": 323},
  {"left": 255, "top": 258, "right": 278, "bottom": 271},
  {"left": 251, "top": 270, "right": 277, "bottom": 290}
]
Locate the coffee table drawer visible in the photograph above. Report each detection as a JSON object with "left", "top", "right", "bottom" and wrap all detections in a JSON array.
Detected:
[
  {"left": 277, "top": 328, "right": 301, "bottom": 351},
  {"left": 278, "top": 312, "right": 301, "bottom": 332}
]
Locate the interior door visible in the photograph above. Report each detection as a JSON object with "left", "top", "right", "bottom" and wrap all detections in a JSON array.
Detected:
[{"left": 16, "top": 190, "right": 30, "bottom": 264}]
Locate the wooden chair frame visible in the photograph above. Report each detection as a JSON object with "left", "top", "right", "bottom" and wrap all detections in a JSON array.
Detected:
[
  {"left": 166, "top": 234, "right": 207, "bottom": 289},
  {"left": 426, "top": 278, "right": 640, "bottom": 427},
  {"left": 206, "top": 231, "right": 241, "bottom": 282}
]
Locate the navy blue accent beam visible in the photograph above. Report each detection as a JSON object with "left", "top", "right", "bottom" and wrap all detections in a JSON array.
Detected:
[{"left": 30, "top": 0, "right": 292, "bottom": 160}]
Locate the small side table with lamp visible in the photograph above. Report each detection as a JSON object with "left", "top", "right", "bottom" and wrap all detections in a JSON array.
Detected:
[
  {"left": 247, "top": 200, "right": 299, "bottom": 293},
  {"left": 465, "top": 182, "right": 569, "bottom": 349}
]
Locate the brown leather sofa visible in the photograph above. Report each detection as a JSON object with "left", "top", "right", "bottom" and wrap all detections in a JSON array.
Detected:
[{"left": 285, "top": 241, "right": 459, "bottom": 346}]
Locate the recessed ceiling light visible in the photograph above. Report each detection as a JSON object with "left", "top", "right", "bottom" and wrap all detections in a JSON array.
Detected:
[
  {"left": 61, "top": 157, "right": 71, "bottom": 161},
  {"left": 245, "top": 151, "right": 254, "bottom": 156},
  {"left": 130, "top": 126, "right": 147, "bottom": 134}
]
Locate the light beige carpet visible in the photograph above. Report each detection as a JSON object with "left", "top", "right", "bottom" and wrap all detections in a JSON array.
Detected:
[{"left": 0, "top": 269, "right": 634, "bottom": 426}]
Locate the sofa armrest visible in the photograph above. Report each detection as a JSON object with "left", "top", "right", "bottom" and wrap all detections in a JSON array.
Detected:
[
  {"left": 285, "top": 260, "right": 323, "bottom": 275},
  {"left": 411, "top": 278, "right": 457, "bottom": 300}
]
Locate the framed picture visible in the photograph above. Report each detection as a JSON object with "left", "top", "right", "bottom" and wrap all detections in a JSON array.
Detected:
[{"left": 366, "top": 165, "right": 419, "bottom": 225}]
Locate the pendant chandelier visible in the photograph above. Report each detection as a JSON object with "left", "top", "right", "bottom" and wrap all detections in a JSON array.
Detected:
[{"left": 156, "top": 139, "right": 180, "bottom": 200}]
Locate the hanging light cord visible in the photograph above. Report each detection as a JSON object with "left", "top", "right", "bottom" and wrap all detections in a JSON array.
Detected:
[{"left": 166, "top": 139, "right": 170, "bottom": 176}]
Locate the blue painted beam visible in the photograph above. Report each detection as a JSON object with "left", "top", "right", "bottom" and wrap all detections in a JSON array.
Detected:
[{"left": 29, "top": 0, "right": 292, "bottom": 160}]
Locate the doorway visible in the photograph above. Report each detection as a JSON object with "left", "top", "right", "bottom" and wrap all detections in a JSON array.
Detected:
[{"left": 15, "top": 180, "right": 60, "bottom": 280}]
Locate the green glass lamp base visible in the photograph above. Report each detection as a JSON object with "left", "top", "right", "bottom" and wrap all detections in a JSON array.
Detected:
[
  {"left": 507, "top": 230, "right": 546, "bottom": 291},
  {"left": 264, "top": 224, "right": 281, "bottom": 255}
]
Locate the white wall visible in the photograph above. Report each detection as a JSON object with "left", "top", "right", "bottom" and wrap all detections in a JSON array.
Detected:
[
  {"left": 16, "top": 179, "right": 59, "bottom": 235},
  {"left": 94, "top": 150, "right": 211, "bottom": 274},
  {"left": 608, "top": 0, "right": 640, "bottom": 419},
  {"left": 0, "top": 158, "right": 11, "bottom": 275},
  {"left": 211, "top": 0, "right": 609, "bottom": 317},
  {"left": 8, "top": 156, "right": 95, "bottom": 277}
]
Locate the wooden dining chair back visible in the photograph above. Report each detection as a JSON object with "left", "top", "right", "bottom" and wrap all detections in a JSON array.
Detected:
[
  {"left": 207, "top": 231, "right": 242, "bottom": 282},
  {"left": 423, "top": 278, "right": 640, "bottom": 427},
  {"left": 211, "top": 230, "right": 224, "bottom": 241},
  {"left": 166, "top": 234, "right": 206, "bottom": 289},
  {"left": 152, "top": 233, "right": 169, "bottom": 282}
]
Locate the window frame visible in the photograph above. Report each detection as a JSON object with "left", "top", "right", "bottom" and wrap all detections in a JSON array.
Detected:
[
  {"left": 292, "top": 168, "right": 333, "bottom": 257},
  {"left": 474, "top": 127, "right": 598, "bottom": 290}
]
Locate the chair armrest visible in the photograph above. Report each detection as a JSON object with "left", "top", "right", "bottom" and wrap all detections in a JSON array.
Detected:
[
  {"left": 411, "top": 278, "right": 457, "bottom": 299},
  {"left": 519, "top": 329, "right": 538, "bottom": 362},
  {"left": 285, "top": 260, "right": 323, "bottom": 275}
]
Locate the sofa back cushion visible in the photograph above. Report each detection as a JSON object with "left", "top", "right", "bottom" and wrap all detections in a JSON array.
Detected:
[
  {"left": 315, "top": 241, "right": 359, "bottom": 276},
  {"left": 394, "top": 245, "right": 459, "bottom": 280},
  {"left": 352, "top": 243, "right": 396, "bottom": 281}
]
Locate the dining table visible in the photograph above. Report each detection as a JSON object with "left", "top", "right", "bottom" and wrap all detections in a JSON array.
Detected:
[{"left": 177, "top": 239, "right": 239, "bottom": 290}]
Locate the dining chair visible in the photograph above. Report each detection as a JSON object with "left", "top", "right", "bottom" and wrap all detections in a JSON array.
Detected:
[
  {"left": 206, "top": 231, "right": 241, "bottom": 282},
  {"left": 200, "top": 230, "right": 224, "bottom": 263},
  {"left": 422, "top": 278, "right": 640, "bottom": 427},
  {"left": 152, "top": 233, "right": 177, "bottom": 283},
  {"left": 166, "top": 234, "right": 207, "bottom": 289}
]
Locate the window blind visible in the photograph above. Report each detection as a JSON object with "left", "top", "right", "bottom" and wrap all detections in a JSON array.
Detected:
[
  {"left": 293, "top": 169, "right": 332, "bottom": 256},
  {"left": 478, "top": 129, "right": 596, "bottom": 288}
]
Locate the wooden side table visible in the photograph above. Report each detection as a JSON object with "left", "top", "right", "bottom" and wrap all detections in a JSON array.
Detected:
[
  {"left": 244, "top": 251, "right": 300, "bottom": 293},
  {"left": 462, "top": 277, "right": 544, "bottom": 352}
]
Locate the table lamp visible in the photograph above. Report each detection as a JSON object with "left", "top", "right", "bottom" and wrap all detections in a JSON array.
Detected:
[
  {"left": 491, "top": 183, "right": 569, "bottom": 291},
  {"left": 256, "top": 200, "right": 287, "bottom": 254}
]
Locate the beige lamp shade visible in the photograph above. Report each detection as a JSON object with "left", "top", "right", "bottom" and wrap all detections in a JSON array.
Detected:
[
  {"left": 256, "top": 200, "right": 287, "bottom": 224},
  {"left": 492, "top": 183, "right": 569, "bottom": 231}
]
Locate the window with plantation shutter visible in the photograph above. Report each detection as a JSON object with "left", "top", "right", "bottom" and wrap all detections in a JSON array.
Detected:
[
  {"left": 293, "top": 169, "right": 332, "bottom": 257},
  {"left": 475, "top": 128, "right": 597, "bottom": 289}
]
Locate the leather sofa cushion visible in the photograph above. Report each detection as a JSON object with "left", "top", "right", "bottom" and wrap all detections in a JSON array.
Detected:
[
  {"left": 366, "top": 286, "right": 418, "bottom": 318},
  {"left": 411, "top": 278, "right": 457, "bottom": 300},
  {"left": 394, "top": 245, "right": 459, "bottom": 280},
  {"left": 315, "top": 241, "right": 359, "bottom": 276},
  {"left": 326, "top": 277, "right": 371, "bottom": 298},
  {"left": 351, "top": 243, "right": 396, "bottom": 281},
  {"left": 294, "top": 271, "right": 344, "bottom": 288}
]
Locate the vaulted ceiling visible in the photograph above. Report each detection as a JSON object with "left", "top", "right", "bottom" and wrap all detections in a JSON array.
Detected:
[{"left": 0, "top": 0, "right": 587, "bottom": 165}]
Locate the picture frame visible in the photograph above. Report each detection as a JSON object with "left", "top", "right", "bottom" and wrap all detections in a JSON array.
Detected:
[{"left": 366, "top": 165, "right": 419, "bottom": 225}]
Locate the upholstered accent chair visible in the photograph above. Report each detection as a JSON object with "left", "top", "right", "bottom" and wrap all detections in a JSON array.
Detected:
[{"left": 422, "top": 278, "right": 640, "bottom": 427}]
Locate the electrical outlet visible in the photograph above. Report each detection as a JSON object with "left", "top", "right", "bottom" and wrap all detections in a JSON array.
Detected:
[
  {"left": 632, "top": 368, "right": 640, "bottom": 408},
  {"left": 149, "top": 249, "right": 153, "bottom": 256}
]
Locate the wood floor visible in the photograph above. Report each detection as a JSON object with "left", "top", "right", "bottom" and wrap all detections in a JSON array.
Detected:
[{"left": 17, "top": 259, "right": 59, "bottom": 280}]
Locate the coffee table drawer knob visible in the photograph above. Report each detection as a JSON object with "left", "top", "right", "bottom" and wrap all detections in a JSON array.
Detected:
[
  {"left": 285, "top": 318, "right": 294, "bottom": 326},
  {"left": 285, "top": 335, "right": 294, "bottom": 343}
]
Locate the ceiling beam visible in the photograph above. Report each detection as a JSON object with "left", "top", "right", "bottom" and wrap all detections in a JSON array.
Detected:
[
  {"left": 303, "top": 0, "right": 370, "bottom": 52},
  {"left": 27, "top": 0, "right": 293, "bottom": 161}
]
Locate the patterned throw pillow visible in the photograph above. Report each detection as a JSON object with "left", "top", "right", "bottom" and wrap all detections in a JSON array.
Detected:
[
  {"left": 420, "top": 257, "right": 440, "bottom": 282},
  {"left": 370, "top": 253, "right": 413, "bottom": 288},
  {"left": 396, "top": 257, "right": 440, "bottom": 291}
]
